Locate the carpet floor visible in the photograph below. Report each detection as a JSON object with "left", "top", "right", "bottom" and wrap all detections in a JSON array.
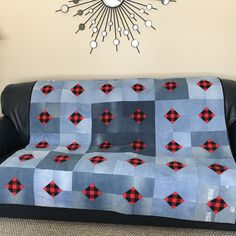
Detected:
[{"left": 0, "top": 218, "right": 236, "bottom": 236}]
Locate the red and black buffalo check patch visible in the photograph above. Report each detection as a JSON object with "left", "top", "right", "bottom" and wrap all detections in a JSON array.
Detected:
[
  {"left": 98, "top": 141, "right": 112, "bottom": 150},
  {"left": 132, "top": 83, "right": 146, "bottom": 93},
  {"left": 19, "top": 154, "right": 35, "bottom": 162},
  {"left": 89, "top": 156, "right": 107, "bottom": 165},
  {"left": 208, "top": 163, "right": 228, "bottom": 175},
  {"left": 41, "top": 85, "right": 55, "bottom": 95},
  {"left": 130, "top": 139, "right": 147, "bottom": 152},
  {"left": 35, "top": 141, "right": 49, "bottom": 149},
  {"left": 163, "top": 81, "right": 179, "bottom": 92},
  {"left": 131, "top": 109, "right": 147, "bottom": 125},
  {"left": 207, "top": 196, "right": 228, "bottom": 214},
  {"left": 165, "top": 192, "right": 184, "bottom": 208},
  {"left": 100, "top": 83, "right": 114, "bottom": 95},
  {"left": 197, "top": 80, "right": 213, "bottom": 91},
  {"left": 5, "top": 177, "right": 24, "bottom": 196},
  {"left": 165, "top": 140, "right": 183, "bottom": 153},
  {"left": 37, "top": 110, "right": 53, "bottom": 125},
  {"left": 166, "top": 161, "right": 186, "bottom": 172},
  {"left": 71, "top": 84, "right": 85, "bottom": 96},
  {"left": 201, "top": 140, "right": 220, "bottom": 153},
  {"left": 164, "top": 108, "right": 181, "bottom": 124},
  {"left": 123, "top": 187, "right": 143, "bottom": 205},
  {"left": 199, "top": 108, "right": 215, "bottom": 123},
  {"left": 68, "top": 111, "right": 84, "bottom": 126},
  {"left": 82, "top": 183, "right": 102, "bottom": 201},
  {"left": 43, "top": 181, "right": 62, "bottom": 198},
  {"left": 66, "top": 141, "right": 81, "bottom": 151},
  {"left": 127, "top": 158, "right": 145, "bottom": 167},
  {"left": 53, "top": 155, "right": 70, "bottom": 163},
  {"left": 100, "top": 109, "right": 115, "bottom": 125}
]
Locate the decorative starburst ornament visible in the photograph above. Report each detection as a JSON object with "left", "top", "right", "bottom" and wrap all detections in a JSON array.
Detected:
[{"left": 56, "top": 0, "right": 176, "bottom": 53}]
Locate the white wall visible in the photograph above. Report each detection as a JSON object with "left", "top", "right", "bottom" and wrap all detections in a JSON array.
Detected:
[{"left": 0, "top": 0, "right": 236, "bottom": 96}]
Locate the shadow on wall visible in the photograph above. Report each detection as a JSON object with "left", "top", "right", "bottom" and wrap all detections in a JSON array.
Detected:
[
  {"left": 0, "top": 28, "right": 5, "bottom": 77},
  {"left": 0, "top": 28, "right": 6, "bottom": 116},
  {"left": 0, "top": 28, "right": 4, "bottom": 40},
  {"left": 0, "top": 30, "right": 3, "bottom": 88}
]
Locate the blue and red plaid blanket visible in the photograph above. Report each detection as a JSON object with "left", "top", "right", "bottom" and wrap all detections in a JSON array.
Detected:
[{"left": 1, "top": 77, "right": 236, "bottom": 224}]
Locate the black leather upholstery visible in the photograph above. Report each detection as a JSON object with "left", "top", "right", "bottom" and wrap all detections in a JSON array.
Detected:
[
  {"left": 220, "top": 79, "right": 236, "bottom": 127},
  {"left": 0, "top": 116, "right": 22, "bottom": 160},
  {"left": 1, "top": 81, "right": 35, "bottom": 147},
  {"left": 0, "top": 204, "right": 235, "bottom": 231},
  {"left": 228, "top": 121, "right": 236, "bottom": 160},
  {"left": 220, "top": 79, "right": 236, "bottom": 160}
]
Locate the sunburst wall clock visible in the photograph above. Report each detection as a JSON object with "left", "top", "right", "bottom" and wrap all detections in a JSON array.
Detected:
[{"left": 56, "top": 0, "right": 176, "bottom": 53}]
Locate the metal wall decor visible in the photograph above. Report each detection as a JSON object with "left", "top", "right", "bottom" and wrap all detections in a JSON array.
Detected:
[{"left": 56, "top": 0, "right": 176, "bottom": 53}]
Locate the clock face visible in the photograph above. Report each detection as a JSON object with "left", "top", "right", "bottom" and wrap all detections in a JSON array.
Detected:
[
  {"left": 102, "top": 0, "right": 124, "bottom": 8},
  {"left": 57, "top": 0, "right": 176, "bottom": 53}
]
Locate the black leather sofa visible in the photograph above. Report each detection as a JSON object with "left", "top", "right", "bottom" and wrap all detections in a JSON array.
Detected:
[{"left": 1, "top": 79, "right": 236, "bottom": 231}]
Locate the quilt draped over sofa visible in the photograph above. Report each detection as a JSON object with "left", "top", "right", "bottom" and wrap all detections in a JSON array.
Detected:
[{"left": 0, "top": 77, "right": 236, "bottom": 224}]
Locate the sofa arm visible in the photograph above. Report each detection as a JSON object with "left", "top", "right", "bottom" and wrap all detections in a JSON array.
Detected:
[
  {"left": 228, "top": 120, "right": 236, "bottom": 161},
  {"left": 0, "top": 116, "right": 22, "bottom": 158}
]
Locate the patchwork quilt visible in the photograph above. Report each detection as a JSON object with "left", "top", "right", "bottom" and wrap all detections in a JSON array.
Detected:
[{"left": 0, "top": 77, "right": 236, "bottom": 224}]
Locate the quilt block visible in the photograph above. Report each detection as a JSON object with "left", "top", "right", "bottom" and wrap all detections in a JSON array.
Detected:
[{"left": 1, "top": 77, "right": 236, "bottom": 224}]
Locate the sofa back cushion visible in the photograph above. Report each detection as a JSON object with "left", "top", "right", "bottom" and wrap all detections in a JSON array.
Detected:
[
  {"left": 26, "top": 78, "right": 233, "bottom": 160},
  {"left": 1, "top": 82, "right": 35, "bottom": 146}
]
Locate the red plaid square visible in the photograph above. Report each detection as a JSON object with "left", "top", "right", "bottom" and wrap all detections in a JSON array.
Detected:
[
  {"left": 67, "top": 141, "right": 81, "bottom": 151},
  {"left": 198, "top": 107, "right": 215, "bottom": 123},
  {"left": 37, "top": 110, "right": 53, "bottom": 125},
  {"left": 53, "top": 155, "right": 70, "bottom": 163},
  {"left": 163, "top": 81, "right": 179, "bottom": 92},
  {"left": 208, "top": 163, "right": 228, "bottom": 175},
  {"left": 165, "top": 140, "right": 183, "bottom": 153},
  {"left": 19, "top": 154, "right": 35, "bottom": 162},
  {"left": 164, "top": 108, "right": 181, "bottom": 124},
  {"left": 82, "top": 183, "right": 102, "bottom": 201},
  {"left": 98, "top": 141, "right": 112, "bottom": 150},
  {"left": 71, "top": 84, "right": 85, "bottom": 96},
  {"left": 41, "top": 85, "right": 55, "bottom": 95},
  {"left": 131, "top": 83, "right": 146, "bottom": 93},
  {"left": 5, "top": 177, "right": 24, "bottom": 196},
  {"left": 165, "top": 192, "right": 184, "bottom": 209},
  {"left": 166, "top": 160, "right": 186, "bottom": 172},
  {"left": 89, "top": 156, "right": 107, "bottom": 165},
  {"left": 123, "top": 187, "right": 143, "bottom": 205},
  {"left": 130, "top": 139, "right": 147, "bottom": 151},
  {"left": 35, "top": 141, "right": 49, "bottom": 149},
  {"left": 201, "top": 140, "right": 219, "bottom": 153},
  {"left": 131, "top": 109, "right": 147, "bottom": 125},
  {"left": 127, "top": 158, "right": 145, "bottom": 167},
  {"left": 68, "top": 111, "right": 84, "bottom": 126},
  {"left": 100, "top": 83, "right": 114, "bottom": 95},
  {"left": 197, "top": 80, "right": 212, "bottom": 91},
  {"left": 43, "top": 181, "right": 62, "bottom": 198},
  {"left": 207, "top": 196, "right": 228, "bottom": 214},
  {"left": 100, "top": 109, "right": 115, "bottom": 125}
]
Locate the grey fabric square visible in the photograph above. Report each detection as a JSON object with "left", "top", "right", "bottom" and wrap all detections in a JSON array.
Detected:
[
  {"left": 92, "top": 101, "right": 155, "bottom": 133},
  {"left": 36, "top": 151, "right": 82, "bottom": 171},
  {"left": 155, "top": 78, "right": 189, "bottom": 100},
  {"left": 89, "top": 132, "right": 156, "bottom": 156},
  {"left": 89, "top": 101, "right": 156, "bottom": 156}
]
